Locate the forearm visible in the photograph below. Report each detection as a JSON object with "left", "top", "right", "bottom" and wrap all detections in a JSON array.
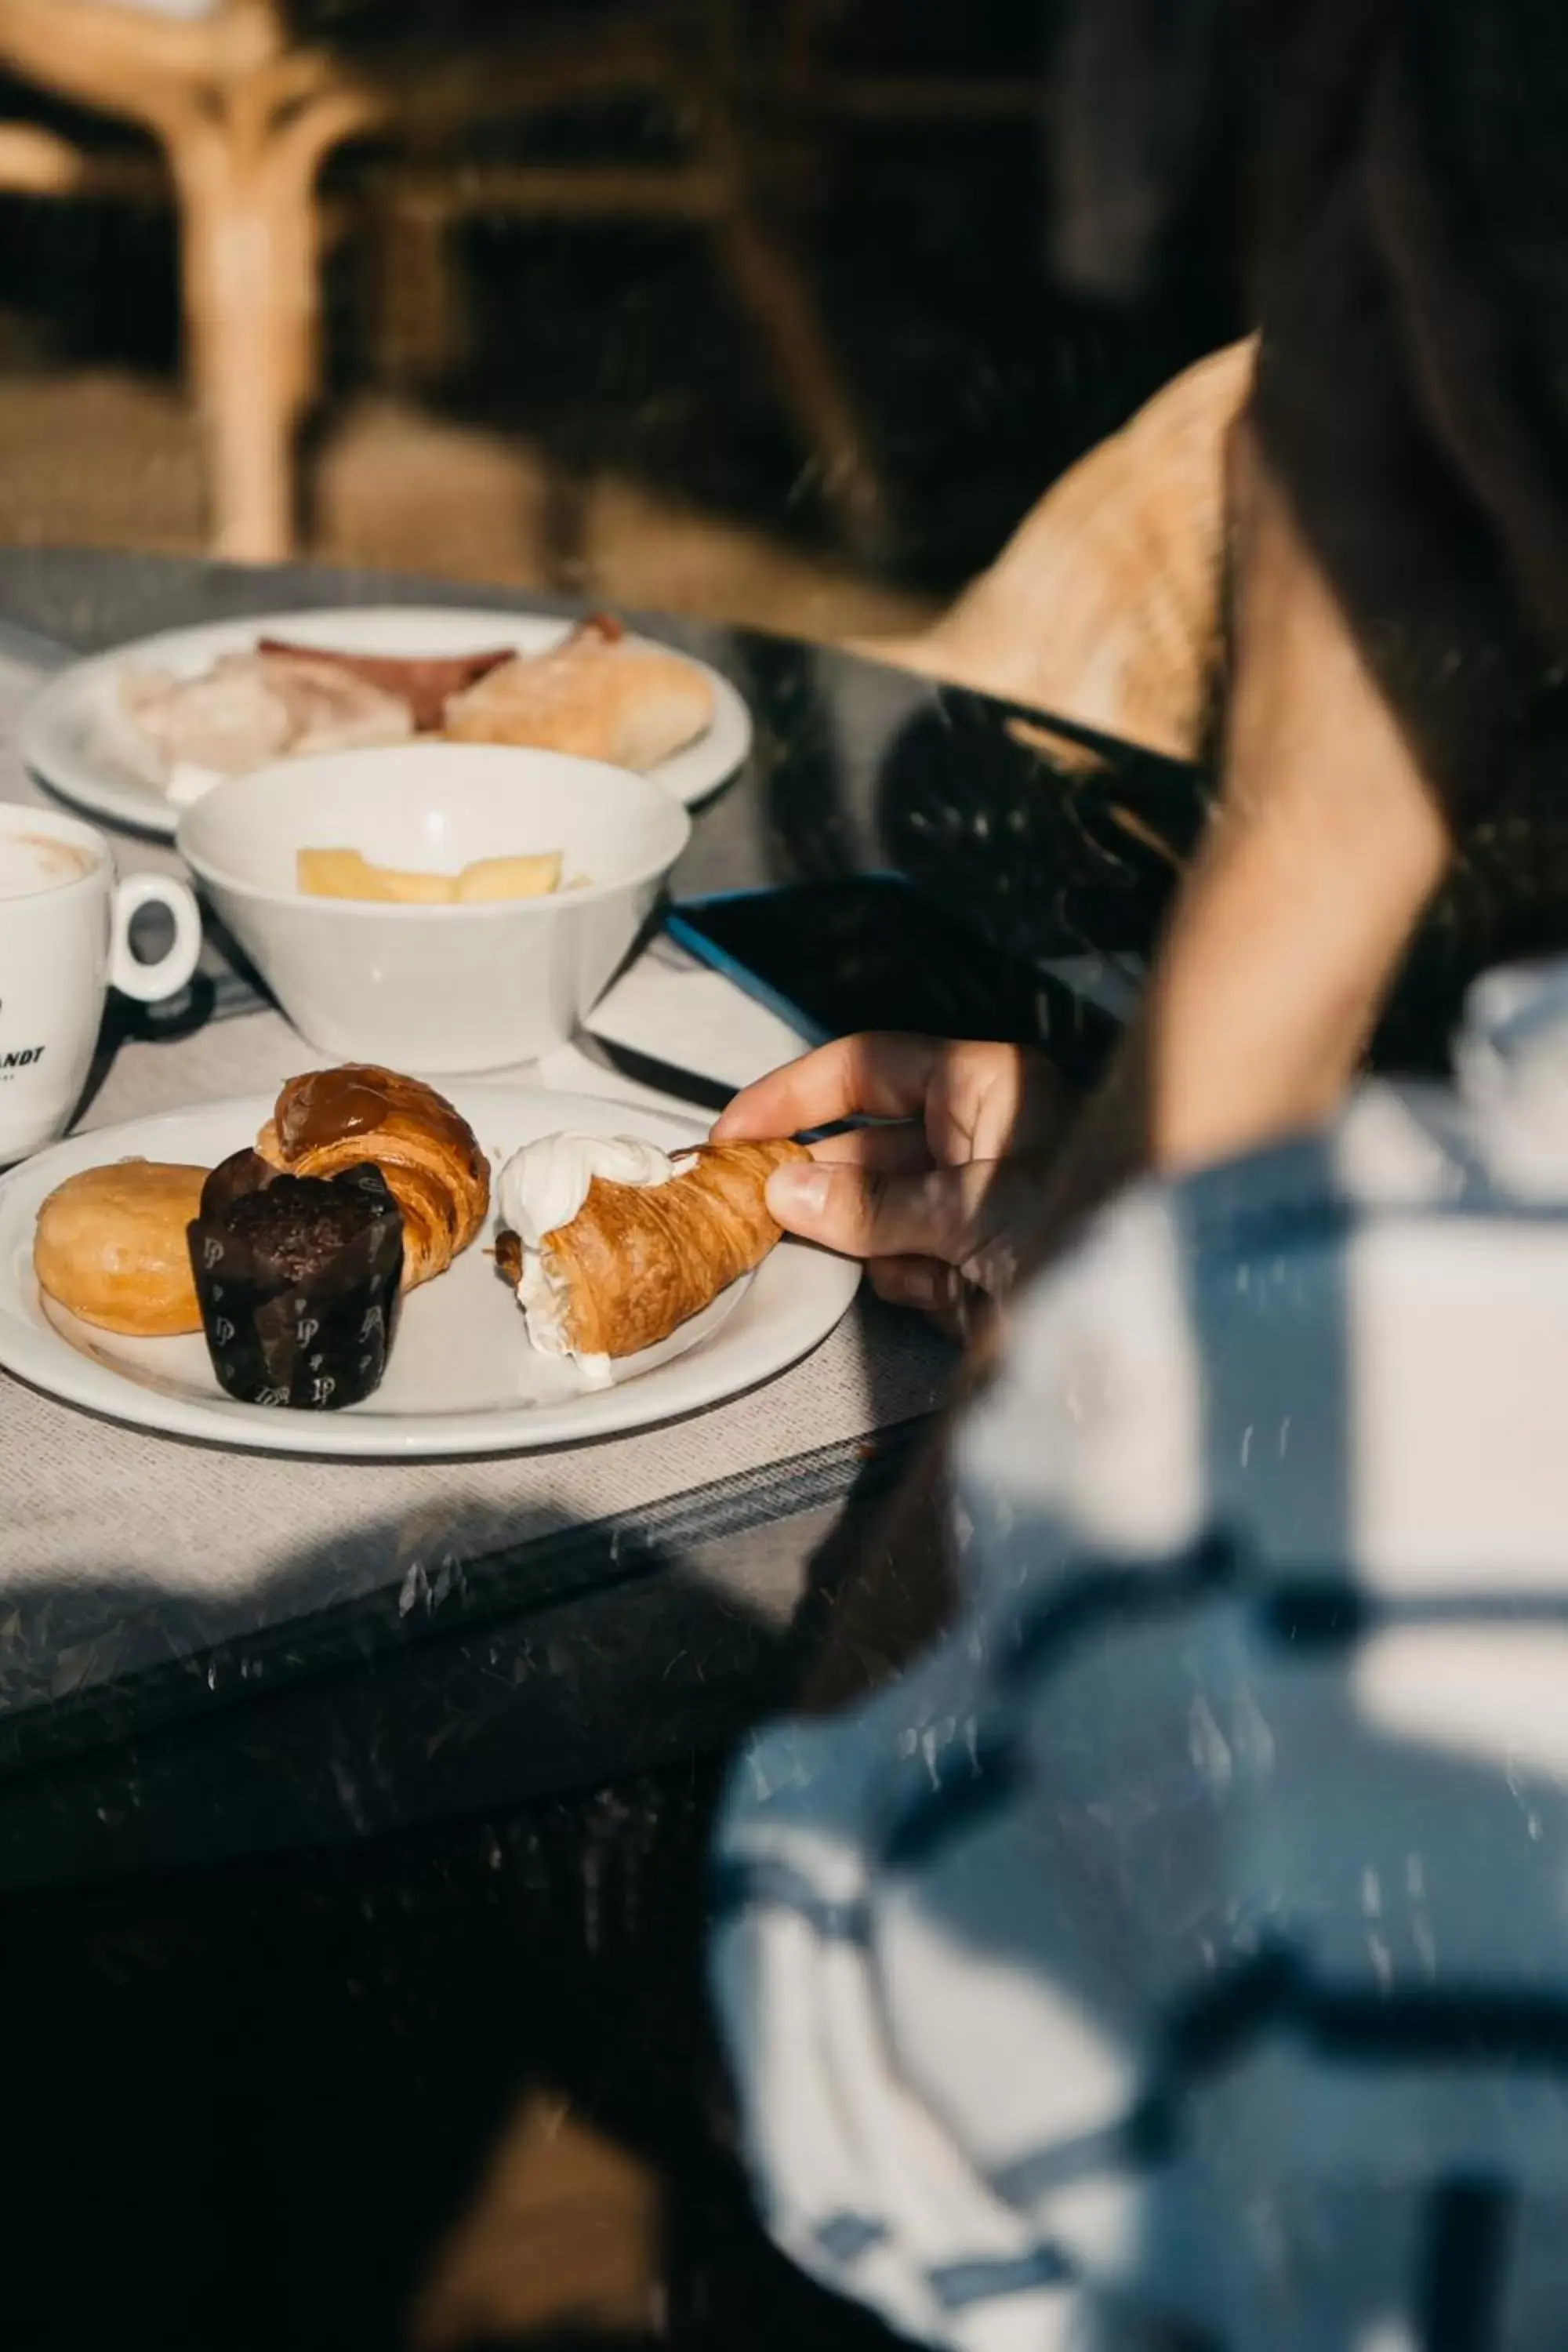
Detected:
[
  {"left": 787, "top": 436, "right": 1450, "bottom": 1712},
  {"left": 1044, "top": 423, "right": 1450, "bottom": 1228}
]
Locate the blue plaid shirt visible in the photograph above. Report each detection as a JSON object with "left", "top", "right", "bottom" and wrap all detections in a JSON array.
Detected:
[{"left": 713, "top": 960, "right": 1568, "bottom": 2352}]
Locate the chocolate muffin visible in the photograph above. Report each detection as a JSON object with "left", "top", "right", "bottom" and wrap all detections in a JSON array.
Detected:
[
  {"left": 199, "top": 1146, "right": 276, "bottom": 1218},
  {"left": 187, "top": 1159, "right": 404, "bottom": 1410}
]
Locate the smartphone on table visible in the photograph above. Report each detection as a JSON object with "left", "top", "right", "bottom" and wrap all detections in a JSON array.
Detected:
[{"left": 663, "top": 874, "right": 1127, "bottom": 1092}]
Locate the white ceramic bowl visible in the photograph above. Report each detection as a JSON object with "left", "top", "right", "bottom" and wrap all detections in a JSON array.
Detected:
[{"left": 176, "top": 743, "right": 691, "bottom": 1072}]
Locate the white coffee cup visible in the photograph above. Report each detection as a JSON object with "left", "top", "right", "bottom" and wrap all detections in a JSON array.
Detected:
[{"left": 0, "top": 804, "right": 201, "bottom": 1163}]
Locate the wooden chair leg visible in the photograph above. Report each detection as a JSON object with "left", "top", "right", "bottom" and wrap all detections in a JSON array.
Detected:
[
  {"left": 695, "top": 0, "right": 881, "bottom": 553},
  {"left": 713, "top": 201, "right": 886, "bottom": 557},
  {"left": 172, "top": 134, "right": 299, "bottom": 560},
  {"left": 168, "top": 85, "right": 373, "bottom": 563},
  {"left": 368, "top": 186, "right": 466, "bottom": 390}
]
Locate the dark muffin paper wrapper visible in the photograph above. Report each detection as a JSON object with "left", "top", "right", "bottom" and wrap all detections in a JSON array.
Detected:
[{"left": 187, "top": 1167, "right": 404, "bottom": 1411}]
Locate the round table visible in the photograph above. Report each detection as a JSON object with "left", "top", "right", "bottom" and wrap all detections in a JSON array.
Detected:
[
  {"left": 0, "top": 546, "right": 1191, "bottom": 1895},
  {"left": 0, "top": 549, "right": 1189, "bottom": 2352}
]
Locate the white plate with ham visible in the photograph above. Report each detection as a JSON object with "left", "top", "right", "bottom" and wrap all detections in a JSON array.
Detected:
[{"left": 21, "top": 605, "right": 753, "bottom": 837}]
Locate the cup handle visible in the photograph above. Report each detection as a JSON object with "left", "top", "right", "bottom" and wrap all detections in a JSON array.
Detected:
[{"left": 110, "top": 873, "right": 203, "bottom": 1004}]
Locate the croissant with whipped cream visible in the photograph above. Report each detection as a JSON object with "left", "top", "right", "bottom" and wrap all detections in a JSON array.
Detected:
[
  {"left": 256, "top": 1065, "right": 489, "bottom": 1289},
  {"left": 495, "top": 1132, "right": 808, "bottom": 1367}
]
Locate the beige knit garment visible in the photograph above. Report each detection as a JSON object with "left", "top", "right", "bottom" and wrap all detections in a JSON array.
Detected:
[{"left": 851, "top": 336, "right": 1257, "bottom": 764}]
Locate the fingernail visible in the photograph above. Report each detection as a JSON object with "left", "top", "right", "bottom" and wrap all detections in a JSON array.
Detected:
[{"left": 768, "top": 1163, "right": 831, "bottom": 1223}]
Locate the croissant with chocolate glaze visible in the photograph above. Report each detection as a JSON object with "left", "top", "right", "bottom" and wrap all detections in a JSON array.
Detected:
[
  {"left": 498, "top": 1138, "right": 808, "bottom": 1359},
  {"left": 256, "top": 1065, "right": 489, "bottom": 1290}
]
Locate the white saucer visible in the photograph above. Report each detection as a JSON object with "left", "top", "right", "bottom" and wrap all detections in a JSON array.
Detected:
[
  {"left": 0, "top": 1086, "right": 855, "bottom": 1458},
  {"left": 20, "top": 606, "right": 752, "bottom": 837}
]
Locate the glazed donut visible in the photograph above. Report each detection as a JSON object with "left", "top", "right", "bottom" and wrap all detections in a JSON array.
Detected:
[{"left": 34, "top": 1159, "right": 208, "bottom": 1337}]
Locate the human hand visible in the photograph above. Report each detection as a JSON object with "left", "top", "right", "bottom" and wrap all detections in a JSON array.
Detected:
[{"left": 712, "top": 1033, "right": 1074, "bottom": 1323}]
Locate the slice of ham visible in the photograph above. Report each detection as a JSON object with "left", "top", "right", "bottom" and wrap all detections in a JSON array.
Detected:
[
  {"left": 257, "top": 638, "right": 515, "bottom": 731},
  {"left": 259, "top": 655, "right": 416, "bottom": 753}
]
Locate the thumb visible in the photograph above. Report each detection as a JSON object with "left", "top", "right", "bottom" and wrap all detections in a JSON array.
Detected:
[{"left": 766, "top": 1156, "right": 1040, "bottom": 1298}]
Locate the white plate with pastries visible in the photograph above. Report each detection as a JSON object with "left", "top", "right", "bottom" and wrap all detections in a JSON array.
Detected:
[
  {"left": 20, "top": 604, "right": 753, "bottom": 838},
  {"left": 0, "top": 1076, "right": 856, "bottom": 1458}
]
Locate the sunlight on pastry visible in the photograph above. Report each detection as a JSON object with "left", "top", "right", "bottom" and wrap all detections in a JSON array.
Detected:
[{"left": 495, "top": 1131, "right": 808, "bottom": 1379}]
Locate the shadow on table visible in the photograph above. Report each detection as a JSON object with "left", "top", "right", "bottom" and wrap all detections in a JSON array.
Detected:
[
  {"left": 0, "top": 1323, "right": 954, "bottom": 2352},
  {"left": 742, "top": 629, "right": 1199, "bottom": 982},
  {"left": 2, "top": 1748, "right": 895, "bottom": 2352},
  {"left": 0, "top": 1480, "right": 909, "bottom": 2351},
  {"left": 0, "top": 1496, "right": 792, "bottom": 1871}
]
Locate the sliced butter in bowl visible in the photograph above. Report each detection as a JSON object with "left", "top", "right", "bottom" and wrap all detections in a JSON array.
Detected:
[
  {"left": 297, "top": 848, "right": 563, "bottom": 905},
  {"left": 454, "top": 853, "right": 562, "bottom": 902}
]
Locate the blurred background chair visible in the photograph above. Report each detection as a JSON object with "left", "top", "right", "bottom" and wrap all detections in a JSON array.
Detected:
[
  {"left": 0, "top": 122, "right": 89, "bottom": 195},
  {"left": 0, "top": 2, "right": 1243, "bottom": 636},
  {"left": 0, "top": 0, "right": 912, "bottom": 566},
  {"left": 347, "top": 2, "right": 891, "bottom": 558},
  {"left": 0, "top": 0, "right": 376, "bottom": 561}
]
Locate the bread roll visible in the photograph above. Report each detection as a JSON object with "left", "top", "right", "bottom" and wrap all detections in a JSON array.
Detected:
[{"left": 443, "top": 614, "right": 714, "bottom": 770}]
